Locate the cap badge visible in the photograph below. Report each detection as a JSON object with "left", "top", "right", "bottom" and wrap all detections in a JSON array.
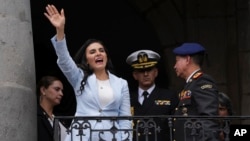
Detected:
[
  {"left": 138, "top": 52, "right": 148, "bottom": 63},
  {"left": 131, "top": 51, "right": 158, "bottom": 69}
]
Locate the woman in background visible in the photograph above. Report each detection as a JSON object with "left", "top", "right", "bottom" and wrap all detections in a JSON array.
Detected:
[{"left": 37, "top": 76, "right": 66, "bottom": 141}]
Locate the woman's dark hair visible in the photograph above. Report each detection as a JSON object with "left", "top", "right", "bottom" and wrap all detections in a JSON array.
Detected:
[
  {"left": 73, "top": 39, "right": 114, "bottom": 93},
  {"left": 37, "top": 76, "right": 60, "bottom": 97},
  {"left": 218, "top": 92, "right": 233, "bottom": 115}
]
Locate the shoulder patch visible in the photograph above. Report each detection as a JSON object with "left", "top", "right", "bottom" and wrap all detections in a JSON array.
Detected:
[
  {"left": 201, "top": 84, "right": 213, "bottom": 89},
  {"left": 192, "top": 72, "right": 203, "bottom": 79}
]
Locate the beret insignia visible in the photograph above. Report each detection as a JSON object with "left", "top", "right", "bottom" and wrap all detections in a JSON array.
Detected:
[{"left": 192, "top": 72, "right": 203, "bottom": 79}]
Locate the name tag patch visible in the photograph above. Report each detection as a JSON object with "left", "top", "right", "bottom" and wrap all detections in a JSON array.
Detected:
[{"left": 155, "top": 100, "right": 171, "bottom": 105}]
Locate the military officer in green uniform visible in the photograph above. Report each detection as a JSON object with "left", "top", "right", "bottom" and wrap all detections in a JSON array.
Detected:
[{"left": 172, "top": 43, "right": 220, "bottom": 141}]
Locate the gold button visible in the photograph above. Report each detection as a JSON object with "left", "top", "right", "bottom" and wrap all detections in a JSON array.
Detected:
[
  {"left": 182, "top": 107, "right": 188, "bottom": 116},
  {"left": 173, "top": 128, "right": 176, "bottom": 132},
  {"left": 174, "top": 118, "right": 176, "bottom": 121},
  {"left": 182, "top": 103, "right": 185, "bottom": 106},
  {"left": 138, "top": 133, "right": 141, "bottom": 136},
  {"left": 175, "top": 108, "right": 178, "bottom": 110}
]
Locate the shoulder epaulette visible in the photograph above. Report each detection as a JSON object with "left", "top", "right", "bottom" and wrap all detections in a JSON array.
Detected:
[{"left": 192, "top": 72, "right": 203, "bottom": 79}]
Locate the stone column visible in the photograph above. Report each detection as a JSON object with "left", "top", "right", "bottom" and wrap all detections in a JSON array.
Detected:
[{"left": 0, "top": 0, "right": 36, "bottom": 141}]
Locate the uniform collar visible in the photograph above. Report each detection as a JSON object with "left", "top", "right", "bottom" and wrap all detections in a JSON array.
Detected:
[
  {"left": 186, "top": 69, "right": 200, "bottom": 83},
  {"left": 138, "top": 84, "right": 155, "bottom": 97}
]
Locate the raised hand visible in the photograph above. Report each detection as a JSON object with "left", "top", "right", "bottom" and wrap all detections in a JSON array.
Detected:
[{"left": 44, "top": 4, "right": 65, "bottom": 40}]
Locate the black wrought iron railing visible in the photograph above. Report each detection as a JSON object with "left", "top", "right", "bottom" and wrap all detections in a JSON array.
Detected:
[{"left": 53, "top": 115, "right": 250, "bottom": 141}]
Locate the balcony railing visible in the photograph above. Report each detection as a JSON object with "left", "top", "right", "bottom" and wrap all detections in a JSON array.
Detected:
[{"left": 53, "top": 115, "right": 250, "bottom": 141}]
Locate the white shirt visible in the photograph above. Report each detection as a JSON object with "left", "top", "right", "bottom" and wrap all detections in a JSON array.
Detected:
[
  {"left": 97, "top": 79, "right": 114, "bottom": 107},
  {"left": 138, "top": 84, "right": 155, "bottom": 105}
]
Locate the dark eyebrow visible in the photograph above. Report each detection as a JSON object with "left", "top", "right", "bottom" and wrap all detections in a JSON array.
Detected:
[{"left": 54, "top": 86, "right": 63, "bottom": 91}]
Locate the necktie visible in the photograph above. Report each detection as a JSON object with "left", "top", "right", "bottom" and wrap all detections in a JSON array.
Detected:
[{"left": 142, "top": 91, "right": 149, "bottom": 106}]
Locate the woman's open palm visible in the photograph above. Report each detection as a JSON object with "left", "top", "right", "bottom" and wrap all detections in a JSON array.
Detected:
[{"left": 44, "top": 4, "right": 65, "bottom": 29}]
